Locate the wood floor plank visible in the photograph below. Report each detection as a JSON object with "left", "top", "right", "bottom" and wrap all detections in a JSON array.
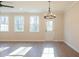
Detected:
[{"left": 0, "top": 42, "right": 79, "bottom": 57}]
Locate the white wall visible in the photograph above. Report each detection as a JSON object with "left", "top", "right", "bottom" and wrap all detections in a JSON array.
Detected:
[
  {"left": 64, "top": 2, "right": 79, "bottom": 53},
  {"left": 0, "top": 12, "right": 64, "bottom": 41}
]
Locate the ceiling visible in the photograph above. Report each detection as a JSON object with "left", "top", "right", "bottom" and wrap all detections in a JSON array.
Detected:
[{"left": 0, "top": 1, "right": 78, "bottom": 13}]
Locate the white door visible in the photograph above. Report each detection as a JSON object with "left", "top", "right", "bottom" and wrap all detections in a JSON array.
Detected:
[
  {"left": 44, "top": 20, "right": 54, "bottom": 41},
  {"left": 45, "top": 32, "right": 54, "bottom": 41}
]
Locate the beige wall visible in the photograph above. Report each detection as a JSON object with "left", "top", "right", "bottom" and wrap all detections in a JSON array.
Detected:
[
  {"left": 0, "top": 12, "right": 64, "bottom": 41},
  {"left": 64, "top": 2, "right": 79, "bottom": 52}
]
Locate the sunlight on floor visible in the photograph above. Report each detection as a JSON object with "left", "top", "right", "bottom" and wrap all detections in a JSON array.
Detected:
[
  {"left": 0, "top": 47, "right": 10, "bottom": 52},
  {"left": 7, "top": 47, "right": 32, "bottom": 57},
  {"left": 5, "top": 47, "right": 55, "bottom": 59},
  {"left": 0, "top": 57, "right": 56, "bottom": 59},
  {"left": 42, "top": 48, "right": 55, "bottom": 57}
]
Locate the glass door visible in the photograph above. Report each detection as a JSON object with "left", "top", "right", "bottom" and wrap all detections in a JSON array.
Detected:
[{"left": 45, "top": 20, "right": 55, "bottom": 41}]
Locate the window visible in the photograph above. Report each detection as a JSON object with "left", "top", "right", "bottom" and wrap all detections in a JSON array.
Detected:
[
  {"left": 46, "top": 20, "right": 53, "bottom": 32},
  {"left": 0, "top": 16, "right": 8, "bottom": 32},
  {"left": 14, "top": 16, "right": 24, "bottom": 32},
  {"left": 30, "top": 16, "right": 39, "bottom": 32}
]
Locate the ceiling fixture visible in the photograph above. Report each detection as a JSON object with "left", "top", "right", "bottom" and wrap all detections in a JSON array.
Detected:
[
  {"left": 44, "top": 1, "right": 56, "bottom": 19},
  {"left": 0, "top": 1, "right": 14, "bottom": 8}
]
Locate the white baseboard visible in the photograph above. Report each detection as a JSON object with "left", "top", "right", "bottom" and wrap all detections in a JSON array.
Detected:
[
  {"left": 64, "top": 41, "right": 79, "bottom": 53},
  {"left": 52, "top": 40, "right": 64, "bottom": 42},
  {"left": 0, "top": 39, "right": 64, "bottom": 42}
]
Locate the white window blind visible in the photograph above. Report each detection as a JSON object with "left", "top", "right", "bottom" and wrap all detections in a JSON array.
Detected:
[
  {"left": 0, "top": 16, "right": 8, "bottom": 32},
  {"left": 30, "top": 16, "right": 39, "bottom": 32},
  {"left": 14, "top": 16, "right": 24, "bottom": 32}
]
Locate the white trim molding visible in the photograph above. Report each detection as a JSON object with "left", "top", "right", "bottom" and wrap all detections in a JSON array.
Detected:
[{"left": 64, "top": 41, "right": 79, "bottom": 53}]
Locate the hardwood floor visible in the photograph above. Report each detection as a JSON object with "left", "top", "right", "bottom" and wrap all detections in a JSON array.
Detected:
[{"left": 0, "top": 42, "right": 79, "bottom": 57}]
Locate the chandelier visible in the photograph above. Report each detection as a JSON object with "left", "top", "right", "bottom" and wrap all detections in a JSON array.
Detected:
[{"left": 44, "top": 1, "right": 56, "bottom": 19}]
